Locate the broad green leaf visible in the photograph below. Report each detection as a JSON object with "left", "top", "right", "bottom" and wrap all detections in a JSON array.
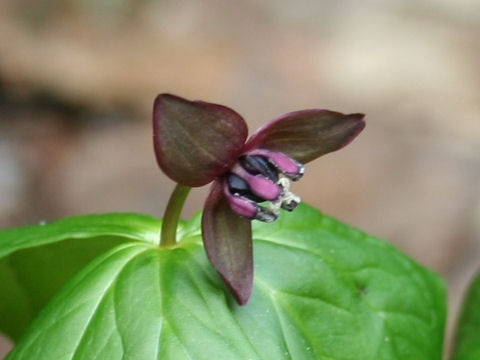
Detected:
[
  {"left": 451, "top": 270, "right": 480, "bottom": 360},
  {"left": 6, "top": 204, "right": 446, "bottom": 359},
  {"left": 0, "top": 213, "right": 161, "bottom": 341}
]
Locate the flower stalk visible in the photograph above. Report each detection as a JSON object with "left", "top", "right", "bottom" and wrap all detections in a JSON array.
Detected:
[{"left": 160, "top": 184, "right": 191, "bottom": 247}]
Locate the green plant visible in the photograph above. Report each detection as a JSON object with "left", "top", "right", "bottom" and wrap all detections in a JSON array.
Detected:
[{"left": 0, "top": 95, "right": 476, "bottom": 359}]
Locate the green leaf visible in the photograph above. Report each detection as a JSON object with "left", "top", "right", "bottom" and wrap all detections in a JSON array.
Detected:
[
  {"left": 0, "top": 213, "right": 161, "bottom": 341},
  {"left": 451, "top": 270, "right": 480, "bottom": 360},
  {"left": 6, "top": 205, "right": 446, "bottom": 359}
]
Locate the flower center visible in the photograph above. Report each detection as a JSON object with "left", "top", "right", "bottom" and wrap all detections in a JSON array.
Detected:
[{"left": 225, "top": 152, "right": 304, "bottom": 222}]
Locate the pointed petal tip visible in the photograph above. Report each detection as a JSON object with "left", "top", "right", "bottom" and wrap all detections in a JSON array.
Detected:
[
  {"left": 346, "top": 112, "right": 366, "bottom": 130},
  {"left": 348, "top": 112, "right": 365, "bottom": 119},
  {"left": 334, "top": 112, "right": 366, "bottom": 151},
  {"left": 212, "top": 255, "right": 253, "bottom": 306},
  {"left": 218, "top": 272, "right": 253, "bottom": 305},
  {"left": 233, "top": 283, "right": 253, "bottom": 306}
]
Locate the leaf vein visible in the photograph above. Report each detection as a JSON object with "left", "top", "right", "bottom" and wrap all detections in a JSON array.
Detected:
[{"left": 66, "top": 247, "right": 151, "bottom": 360}]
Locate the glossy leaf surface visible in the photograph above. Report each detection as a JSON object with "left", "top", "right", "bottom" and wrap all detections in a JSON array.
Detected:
[
  {"left": 451, "top": 271, "right": 480, "bottom": 360},
  {"left": 5, "top": 205, "right": 446, "bottom": 359},
  {"left": 245, "top": 110, "right": 365, "bottom": 164},
  {"left": 153, "top": 94, "right": 248, "bottom": 187},
  {"left": 0, "top": 213, "right": 160, "bottom": 340}
]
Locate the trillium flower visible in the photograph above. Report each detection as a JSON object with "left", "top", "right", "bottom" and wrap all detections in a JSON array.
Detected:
[{"left": 153, "top": 94, "right": 365, "bottom": 305}]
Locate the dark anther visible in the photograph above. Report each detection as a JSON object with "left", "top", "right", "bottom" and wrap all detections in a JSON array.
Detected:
[
  {"left": 226, "top": 173, "right": 265, "bottom": 203},
  {"left": 281, "top": 199, "right": 299, "bottom": 211},
  {"left": 239, "top": 155, "right": 279, "bottom": 183}
]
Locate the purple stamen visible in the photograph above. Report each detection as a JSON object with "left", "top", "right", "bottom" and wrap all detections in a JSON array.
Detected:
[
  {"left": 231, "top": 164, "right": 282, "bottom": 201},
  {"left": 223, "top": 181, "right": 278, "bottom": 222},
  {"left": 245, "top": 149, "right": 304, "bottom": 181}
]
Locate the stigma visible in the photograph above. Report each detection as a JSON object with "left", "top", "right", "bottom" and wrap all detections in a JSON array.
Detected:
[{"left": 224, "top": 151, "right": 304, "bottom": 222}]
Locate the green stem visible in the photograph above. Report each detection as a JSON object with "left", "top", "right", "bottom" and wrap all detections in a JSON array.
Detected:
[{"left": 160, "top": 184, "right": 191, "bottom": 247}]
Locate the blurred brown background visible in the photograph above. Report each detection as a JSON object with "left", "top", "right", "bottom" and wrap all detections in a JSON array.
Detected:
[{"left": 0, "top": 0, "right": 479, "bottom": 357}]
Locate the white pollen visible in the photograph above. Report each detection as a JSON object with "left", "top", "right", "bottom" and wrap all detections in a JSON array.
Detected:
[{"left": 268, "top": 175, "right": 301, "bottom": 213}]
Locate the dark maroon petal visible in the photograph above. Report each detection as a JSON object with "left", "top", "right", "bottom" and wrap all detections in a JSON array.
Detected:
[
  {"left": 202, "top": 179, "right": 253, "bottom": 305},
  {"left": 153, "top": 94, "right": 248, "bottom": 187},
  {"left": 244, "top": 109, "right": 365, "bottom": 164}
]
